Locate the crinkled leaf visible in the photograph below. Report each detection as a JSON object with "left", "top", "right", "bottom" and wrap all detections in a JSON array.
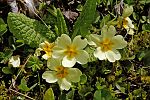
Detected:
[
  {"left": 72, "top": 0, "right": 96, "bottom": 38},
  {"left": 0, "top": 50, "right": 13, "bottom": 64},
  {"left": 7, "top": 12, "right": 55, "bottom": 47},
  {"left": 43, "top": 88, "right": 55, "bottom": 100}
]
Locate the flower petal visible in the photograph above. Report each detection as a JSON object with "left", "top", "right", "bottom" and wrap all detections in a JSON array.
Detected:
[
  {"left": 34, "top": 48, "right": 42, "bottom": 56},
  {"left": 66, "top": 68, "right": 82, "bottom": 82},
  {"left": 58, "top": 78, "right": 71, "bottom": 90},
  {"left": 62, "top": 56, "right": 76, "bottom": 67},
  {"left": 94, "top": 47, "right": 106, "bottom": 60},
  {"left": 105, "top": 50, "right": 121, "bottom": 62},
  {"left": 126, "top": 28, "right": 134, "bottom": 35},
  {"left": 112, "top": 35, "right": 127, "bottom": 49},
  {"left": 76, "top": 50, "right": 89, "bottom": 64},
  {"left": 42, "top": 54, "right": 50, "bottom": 60},
  {"left": 39, "top": 42, "right": 46, "bottom": 49},
  {"left": 72, "top": 35, "right": 87, "bottom": 49},
  {"left": 88, "top": 34, "right": 102, "bottom": 46},
  {"left": 9, "top": 55, "right": 20, "bottom": 67},
  {"left": 108, "top": 25, "right": 116, "bottom": 36},
  {"left": 42, "top": 71, "right": 58, "bottom": 83},
  {"left": 52, "top": 47, "right": 65, "bottom": 58},
  {"left": 126, "top": 17, "right": 134, "bottom": 28},
  {"left": 56, "top": 34, "right": 71, "bottom": 48},
  {"left": 102, "top": 25, "right": 116, "bottom": 38},
  {"left": 47, "top": 58, "right": 61, "bottom": 70}
]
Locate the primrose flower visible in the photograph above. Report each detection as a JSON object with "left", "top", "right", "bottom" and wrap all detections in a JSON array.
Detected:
[
  {"left": 88, "top": 25, "right": 127, "bottom": 62},
  {"left": 42, "top": 58, "right": 82, "bottom": 90},
  {"left": 52, "top": 34, "right": 89, "bottom": 67},
  {"left": 117, "top": 5, "right": 134, "bottom": 35},
  {"left": 35, "top": 41, "right": 55, "bottom": 60},
  {"left": 9, "top": 55, "right": 20, "bottom": 67},
  {"left": 122, "top": 17, "right": 134, "bottom": 35}
]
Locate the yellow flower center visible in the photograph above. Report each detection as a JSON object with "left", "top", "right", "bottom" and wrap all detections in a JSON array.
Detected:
[
  {"left": 55, "top": 66, "right": 68, "bottom": 78},
  {"left": 99, "top": 38, "right": 114, "bottom": 52},
  {"left": 123, "top": 18, "right": 128, "bottom": 28},
  {"left": 64, "top": 45, "right": 77, "bottom": 59},
  {"left": 43, "top": 42, "right": 55, "bottom": 57}
]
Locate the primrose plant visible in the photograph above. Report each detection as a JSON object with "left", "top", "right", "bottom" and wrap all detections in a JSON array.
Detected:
[
  {"left": 37, "top": 34, "right": 89, "bottom": 90},
  {"left": 37, "top": 25, "right": 127, "bottom": 90},
  {"left": 52, "top": 34, "right": 89, "bottom": 67},
  {"left": 42, "top": 58, "right": 82, "bottom": 90},
  {"left": 88, "top": 25, "right": 127, "bottom": 62}
]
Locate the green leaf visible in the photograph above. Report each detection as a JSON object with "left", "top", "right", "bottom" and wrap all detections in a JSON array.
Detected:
[
  {"left": 26, "top": 56, "right": 43, "bottom": 71},
  {"left": 100, "top": 14, "right": 111, "bottom": 28},
  {"left": 2, "top": 67, "right": 14, "bottom": 74},
  {"left": 78, "top": 85, "right": 93, "bottom": 96},
  {"left": 66, "top": 90, "right": 75, "bottom": 100},
  {"left": 80, "top": 74, "right": 87, "bottom": 84},
  {"left": 0, "top": 50, "right": 13, "bottom": 64},
  {"left": 7, "top": 12, "right": 55, "bottom": 47},
  {"left": 122, "top": 5, "right": 133, "bottom": 18},
  {"left": 139, "top": 0, "right": 150, "bottom": 4},
  {"left": 72, "top": 0, "right": 97, "bottom": 38},
  {"left": 18, "top": 78, "right": 30, "bottom": 92},
  {"left": 0, "top": 18, "right": 7, "bottom": 36},
  {"left": 43, "top": 88, "right": 55, "bottom": 100},
  {"left": 142, "top": 24, "right": 150, "bottom": 32},
  {"left": 84, "top": 46, "right": 97, "bottom": 62},
  {"left": 56, "top": 8, "right": 69, "bottom": 36},
  {"left": 94, "top": 89, "right": 114, "bottom": 100},
  {"left": 143, "top": 50, "right": 150, "bottom": 66}
]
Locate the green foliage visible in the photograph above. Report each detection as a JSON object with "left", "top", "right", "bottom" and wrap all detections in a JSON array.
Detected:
[
  {"left": 7, "top": 12, "right": 55, "bottom": 48},
  {"left": 84, "top": 46, "right": 97, "bottom": 62},
  {"left": 94, "top": 89, "right": 114, "bottom": 100},
  {"left": 122, "top": 5, "right": 133, "bottom": 18},
  {"left": 0, "top": 0, "right": 150, "bottom": 99},
  {"left": 142, "top": 24, "right": 150, "bottom": 32},
  {"left": 26, "top": 56, "right": 43, "bottom": 71},
  {"left": 143, "top": 50, "right": 150, "bottom": 66},
  {"left": 100, "top": 14, "right": 111, "bottom": 28},
  {"left": 0, "top": 49, "right": 13, "bottom": 63},
  {"left": 72, "top": 0, "right": 97, "bottom": 38},
  {"left": 43, "top": 88, "right": 55, "bottom": 100},
  {"left": 79, "top": 74, "right": 87, "bottom": 84},
  {"left": 18, "top": 78, "right": 30, "bottom": 92},
  {"left": 0, "top": 81, "right": 8, "bottom": 99},
  {"left": 2, "top": 67, "right": 14, "bottom": 74},
  {"left": 0, "top": 18, "right": 7, "bottom": 36},
  {"left": 56, "top": 8, "right": 69, "bottom": 36}
]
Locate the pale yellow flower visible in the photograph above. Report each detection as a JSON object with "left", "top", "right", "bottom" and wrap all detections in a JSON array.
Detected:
[
  {"left": 42, "top": 58, "right": 82, "bottom": 90},
  {"left": 88, "top": 25, "right": 127, "bottom": 62},
  {"left": 52, "top": 34, "right": 89, "bottom": 67},
  {"left": 123, "top": 17, "right": 134, "bottom": 35},
  {"left": 35, "top": 41, "right": 55, "bottom": 60},
  {"left": 9, "top": 55, "right": 20, "bottom": 67}
]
